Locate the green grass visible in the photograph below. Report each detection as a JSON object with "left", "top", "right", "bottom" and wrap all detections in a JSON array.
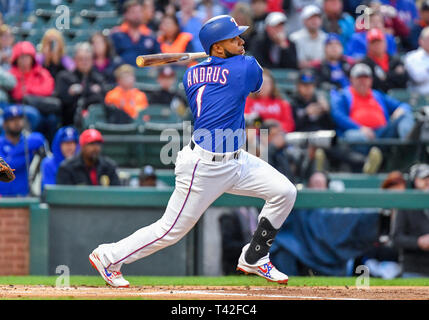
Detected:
[{"left": 0, "top": 275, "right": 428, "bottom": 287}]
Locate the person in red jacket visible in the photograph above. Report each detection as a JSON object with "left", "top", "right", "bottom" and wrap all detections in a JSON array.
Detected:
[
  {"left": 245, "top": 68, "right": 295, "bottom": 133},
  {"left": 9, "top": 41, "right": 58, "bottom": 142},
  {"left": 10, "top": 41, "right": 55, "bottom": 102}
]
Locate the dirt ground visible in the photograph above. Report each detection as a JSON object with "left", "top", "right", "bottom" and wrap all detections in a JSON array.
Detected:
[{"left": 0, "top": 285, "right": 428, "bottom": 300}]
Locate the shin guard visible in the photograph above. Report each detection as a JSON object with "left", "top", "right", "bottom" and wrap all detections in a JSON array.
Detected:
[{"left": 245, "top": 217, "right": 278, "bottom": 265}]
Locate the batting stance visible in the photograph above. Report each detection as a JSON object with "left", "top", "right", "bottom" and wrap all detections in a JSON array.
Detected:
[{"left": 89, "top": 15, "right": 297, "bottom": 287}]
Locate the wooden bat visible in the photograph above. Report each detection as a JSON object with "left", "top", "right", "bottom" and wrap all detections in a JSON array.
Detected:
[{"left": 136, "top": 52, "right": 209, "bottom": 67}]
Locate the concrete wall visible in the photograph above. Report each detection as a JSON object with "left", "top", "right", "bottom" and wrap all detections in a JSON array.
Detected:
[{"left": 48, "top": 205, "right": 197, "bottom": 276}]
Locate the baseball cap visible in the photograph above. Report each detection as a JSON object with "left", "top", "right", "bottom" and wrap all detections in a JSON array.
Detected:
[
  {"left": 422, "top": 0, "right": 429, "bottom": 11},
  {"left": 265, "top": 12, "right": 287, "bottom": 27},
  {"left": 301, "top": 5, "right": 322, "bottom": 21},
  {"left": 3, "top": 105, "right": 23, "bottom": 121},
  {"left": 325, "top": 33, "right": 341, "bottom": 45},
  {"left": 79, "top": 129, "right": 104, "bottom": 146},
  {"left": 60, "top": 126, "right": 79, "bottom": 143},
  {"left": 298, "top": 69, "right": 315, "bottom": 83},
  {"left": 367, "top": 28, "right": 384, "bottom": 42},
  {"left": 350, "top": 63, "right": 372, "bottom": 78}
]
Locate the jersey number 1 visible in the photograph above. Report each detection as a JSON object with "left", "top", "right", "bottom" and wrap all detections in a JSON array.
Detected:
[{"left": 196, "top": 85, "right": 206, "bottom": 118}]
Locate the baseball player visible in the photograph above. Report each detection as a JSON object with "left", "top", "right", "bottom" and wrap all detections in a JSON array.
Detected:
[{"left": 89, "top": 15, "right": 297, "bottom": 287}]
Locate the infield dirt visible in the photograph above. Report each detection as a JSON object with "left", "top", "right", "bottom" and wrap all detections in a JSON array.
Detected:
[{"left": 0, "top": 285, "right": 428, "bottom": 300}]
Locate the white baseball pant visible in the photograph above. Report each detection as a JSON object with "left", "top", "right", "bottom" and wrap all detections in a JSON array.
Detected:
[{"left": 96, "top": 142, "right": 297, "bottom": 271}]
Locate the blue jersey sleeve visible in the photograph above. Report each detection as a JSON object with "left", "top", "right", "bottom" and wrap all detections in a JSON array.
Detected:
[{"left": 245, "top": 56, "right": 263, "bottom": 93}]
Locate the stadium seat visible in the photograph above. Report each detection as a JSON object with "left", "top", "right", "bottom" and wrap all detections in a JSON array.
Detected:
[
  {"left": 138, "top": 106, "right": 181, "bottom": 124},
  {"left": 410, "top": 95, "right": 429, "bottom": 111},
  {"left": 82, "top": 104, "right": 106, "bottom": 128},
  {"left": 102, "top": 135, "right": 145, "bottom": 167},
  {"left": 92, "top": 122, "right": 143, "bottom": 135},
  {"left": 271, "top": 68, "right": 299, "bottom": 94},
  {"left": 34, "top": 0, "right": 57, "bottom": 10},
  {"left": 388, "top": 88, "right": 411, "bottom": 104}
]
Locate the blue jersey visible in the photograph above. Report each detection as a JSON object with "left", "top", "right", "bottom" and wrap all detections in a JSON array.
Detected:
[{"left": 183, "top": 55, "right": 263, "bottom": 152}]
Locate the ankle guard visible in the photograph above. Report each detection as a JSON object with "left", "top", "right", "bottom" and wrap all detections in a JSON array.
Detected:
[{"left": 245, "top": 217, "right": 279, "bottom": 265}]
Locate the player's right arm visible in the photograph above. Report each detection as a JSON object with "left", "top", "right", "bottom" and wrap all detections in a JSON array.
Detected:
[{"left": 244, "top": 56, "right": 263, "bottom": 94}]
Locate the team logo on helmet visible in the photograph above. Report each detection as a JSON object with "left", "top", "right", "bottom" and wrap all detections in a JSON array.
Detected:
[{"left": 230, "top": 17, "right": 238, "bottom": 26}]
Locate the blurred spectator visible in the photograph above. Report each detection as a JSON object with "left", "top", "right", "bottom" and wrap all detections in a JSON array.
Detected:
[
  {"left": 368, "top": 0, "right": 410, "bottom": 41},
  {"left": 110, "top": 0, "right": 161, "bottom": 66},
  {"left": 330, "top": 63, "right": 415, "bottom": 154},
  {"left": 282, "top": 0, "right": 319, "bottom": 33},
  {"left": 196, "top": 0, "right": 227, "bottom": 23},
  {"left": 40, "top": 126, "right": 79, "bottom": 191},
  {"left": 290, "top": 5, "right": 327, "bottom": 69},
  {"left": 321, "top": 0, "right": 355, "bottom": 47},
  {"left": 139, "top": 164, "right": 169, "bottom": 188},
  {"left": 157, "top": 14, "right": 194, "bottom": 53},
  {"left": 346, "top": 9, "right": 398, "bottom": 60},
  {"left": 306, "top": 170, "right": 329, "bottom": 189},
  {"left": 142, "top": 0, "right": 158, "bottom": 32},
  {"left": 0, "top": 24, "right": 14, "bottom": 70},
  {"left": 104, "top": 64, "right": 148, "bottom": 121},
  {"left": 361, "top": 28, "right": 408, "bottom": 93},
  {"left": 0, "top": 0, "right": 33, "bottom": 19},
  {"left": 380, "top": 0, "right": 418, "bottom": 29},
  {"left": 404, "top": 26, "right": 429, "bottom": 96},
  {"left": 36, "top": 29, "right": 75, "bottom": 80},
  {"left": 262, "top": 120, "right": 296, "bottom": 183},
  {"left": 0, "top": 66, "right": 16, "bottom": 104},
  {"left": 318, "top": 33, "right": 354, "bottom": 89},
  {"left": 146, "top": 66, "right": 188, "bottom": 118},
  {"left": 250, "top": 12, "right": 298, "bottom": 69},
  {"left": 9, "top": 41, "right": 60, "bottom": 141},
  {"left": 392, "top": 163, "right": 429, "bottom": 278},
  {"left": 56, "top": 129, "right": 120, "bottom": 186},
  {"left": 10, "top": 41, "right": 54, "bottom": 103},
  {"left": 0, "top": 105, "right": 46, "bottom": 196},
  {"left": 139, "top": 164, "right": 157, "bottom": 186},
  {"left": 176, "top": 0, "right": 205, "bottom": 52},
  {"left": 250, "top": 0, "right": 269, "bottom": 36},
  {"left": 230, "top": 2, "right": 256, "bottom": 51},
  {"left": 56, "top": 42, "right": 106, "bottom": 127},
  {"left": 90, "top": 32, "right": 124, "bottom": 87},
  {"left": 245, "top": 69, "right": 295, "bottom": 133},
  {"left": 290, "top": 69, "right": 334, "bottom": 132},
  {"left": 407, "top": 0, "right": 429, "bottom": 50}
]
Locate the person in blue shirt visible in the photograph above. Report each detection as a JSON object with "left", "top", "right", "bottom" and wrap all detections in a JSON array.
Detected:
[
  {"left": 380, "top": 0, "right": 418, "bottom": 29},
  {"left": 110, "top": 0, "right": 161, "bottom": 66},
  {"left": 345, "top": 10, "right": 397, "bottom": 60},
  {"left": 0, "top": 105, "right": 45, "bottom": 197},
  {"left": 176, "top": 0, "right": 205, "bottom": 52},
  {"left": 89, "top": 15, "right": 297, "bottom": 288},
  {"left": 40, "top": 126, "right": 79, "bottom": 191},
  {"left": 321, "top": 0, "right": 356, "bottom": 47}
]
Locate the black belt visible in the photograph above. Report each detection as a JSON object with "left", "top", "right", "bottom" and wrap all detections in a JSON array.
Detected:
[{"left": 190, "top": 140, "right": 240, "bottom": 161}]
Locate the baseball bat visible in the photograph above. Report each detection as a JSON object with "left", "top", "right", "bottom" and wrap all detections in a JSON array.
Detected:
[{"left": 136, "top": 52, "right": 209, "bottom": 67}]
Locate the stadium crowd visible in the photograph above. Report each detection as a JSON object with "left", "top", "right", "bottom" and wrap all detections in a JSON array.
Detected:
[{"left": 1, "top": 0, "right": 429, "bottom": 278}]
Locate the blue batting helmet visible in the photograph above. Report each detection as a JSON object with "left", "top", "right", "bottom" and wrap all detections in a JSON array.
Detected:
[{"left": 199, "top": 15, "right": 248, "bottom": 55}]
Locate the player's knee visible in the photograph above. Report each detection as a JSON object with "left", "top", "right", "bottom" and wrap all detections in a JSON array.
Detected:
[{"left": 277, "top": 178, "right": 297, "bottom": 203}]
